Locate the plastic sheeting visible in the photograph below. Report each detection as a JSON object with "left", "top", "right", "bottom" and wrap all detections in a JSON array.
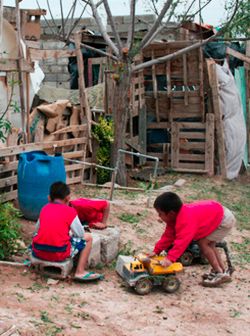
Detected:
[{"left": 216, "top": 62, "right": 247, "bottom": 179}]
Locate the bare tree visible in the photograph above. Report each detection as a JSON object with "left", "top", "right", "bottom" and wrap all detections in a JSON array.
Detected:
[{"left": 40, "top": 0, "right": 239, "bottom": 185}]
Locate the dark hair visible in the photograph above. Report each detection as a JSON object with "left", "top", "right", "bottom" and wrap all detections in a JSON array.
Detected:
[
  {"left": 49, "top": 181, "right": 70, "bottom": 201},
  {"left": 154, "top": 192, "right": 183, "bottom": 213}
]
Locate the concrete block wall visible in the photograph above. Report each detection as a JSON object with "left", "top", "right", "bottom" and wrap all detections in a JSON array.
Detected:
[{"left": 39, "top": 40, "right": 71, "bottom": 89}]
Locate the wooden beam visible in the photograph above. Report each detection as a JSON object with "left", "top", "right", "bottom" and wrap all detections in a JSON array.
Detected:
[
  {"left": 0, "top": 58, "right": 34, "bottom": 72},
  {"left": 226, "top": 47, "right": 250, "bottom": 64},
  {"left": 29, "top": 48, "right": 76, "bottom": 60},
  {"left": 207, "top": 60, "right": 227, "bottom": 178}
]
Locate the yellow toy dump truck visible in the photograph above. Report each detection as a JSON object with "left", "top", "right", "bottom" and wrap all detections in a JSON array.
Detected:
[{"left": 122, "top": 254, "right": 183, "bottom": 295}]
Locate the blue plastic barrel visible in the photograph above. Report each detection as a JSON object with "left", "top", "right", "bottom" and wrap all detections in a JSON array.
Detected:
[{"left": 17, "top": 151, "right": 66, "bottom": 220}]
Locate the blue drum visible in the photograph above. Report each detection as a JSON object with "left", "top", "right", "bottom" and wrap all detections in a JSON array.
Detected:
[{"left": 17, "top": 151, "right": 66, "bottom": 220}]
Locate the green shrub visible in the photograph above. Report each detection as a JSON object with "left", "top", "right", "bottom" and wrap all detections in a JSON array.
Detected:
[
  {"left": 92, "top": 116, "right": 114, "bottom": 184},
  {"left": 0, "top": 201, "right": 22, "bottom": 260}
]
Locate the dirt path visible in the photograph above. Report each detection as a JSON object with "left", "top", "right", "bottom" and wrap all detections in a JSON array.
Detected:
[{"left": 1, "top": 177, "right": 250, "bottom": 335}]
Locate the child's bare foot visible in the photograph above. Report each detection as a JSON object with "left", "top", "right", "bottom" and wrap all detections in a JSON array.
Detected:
[{"left": 91, "top": 222, "right": 107, "bottom": 230}]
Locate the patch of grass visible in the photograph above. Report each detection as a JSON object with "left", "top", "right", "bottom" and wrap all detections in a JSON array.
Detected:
[
  {"left": 27, "top": 282, "right": 49, "bottom": 292},
  {"left": 231, "top": 238, "right": 250, "bottom": 264},
  {"left": 40, "top": 311, "right": 53, "bottom": 323},
  {"left": 118, "top": 213, "right": 140, "bottom": 224},
  {"left": 118, "top": 240, "right": 136, "bottom": 256},
  {"left": 64, "top": 304, "right": 73, "bottom": 314}
]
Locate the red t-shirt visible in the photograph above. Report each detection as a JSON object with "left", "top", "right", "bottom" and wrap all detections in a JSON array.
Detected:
[
  {"left": 32, "top": 203, "right": 77, "bottom": 261},
  {"left": 153, "top": 200, "right": 224, "bottom": 262},
  {"left": 70, "top": 198, "right": 108, "bottom": 228}
]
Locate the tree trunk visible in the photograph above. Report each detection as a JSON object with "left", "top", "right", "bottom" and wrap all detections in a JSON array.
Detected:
[{"left": 111, "top": 62, "right": 131, "bottom": 186}]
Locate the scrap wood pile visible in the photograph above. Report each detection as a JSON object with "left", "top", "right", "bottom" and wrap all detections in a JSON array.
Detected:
[{"left": 29, "top": 83, "right": 105, "bottom": 143}]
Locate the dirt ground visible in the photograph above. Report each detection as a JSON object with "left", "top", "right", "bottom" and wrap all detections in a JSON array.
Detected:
[{"left": 0, "top": 174, "right": 250, "bottom": 335}]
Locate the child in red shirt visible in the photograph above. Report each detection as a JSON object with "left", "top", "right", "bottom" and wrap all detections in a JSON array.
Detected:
[
  {"left": 150, "top": 192, "right": 236, "bottom": 287},
  {"left": 32, "top": 182, "right": 103, "bottom": 281}
]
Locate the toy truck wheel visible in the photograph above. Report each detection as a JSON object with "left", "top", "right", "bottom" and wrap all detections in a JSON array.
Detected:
[
  {"left": 162, "top": 276, "right": 180, "bottom": 293},
  {"left": 134, "top": 278, "right": 153, "bottom": 295},
  {"left": 179, "top": 251, "right": 193, "bottom": 266}
]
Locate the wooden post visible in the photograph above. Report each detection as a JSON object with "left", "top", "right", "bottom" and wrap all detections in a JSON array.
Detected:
[
  {"left": 205, "top": 113, "right": 214, "bottom": 176},
  {"left": 74, "top": 32, "right": 92, "bottom": 152},
  {"left": 151, "top": 50, "right": 160, "bottom": 122},
  {"left": 171, "top": 122, "right": 179, "bottom": 169},
  {"left": 183, "top": 54, "right": 188, "bottom": 106},
  {"left": 207, "top": 60, "right": 227, "bottom": 178},
  {"left": 15, "top": 0, "right": 26, "bottom": 139}
]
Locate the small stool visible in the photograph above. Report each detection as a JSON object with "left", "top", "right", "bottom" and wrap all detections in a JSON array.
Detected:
[{"left": 29, "top": 254, "right": 73, "bottom": 279}]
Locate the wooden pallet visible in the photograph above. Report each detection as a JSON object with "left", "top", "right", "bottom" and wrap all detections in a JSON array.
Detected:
[
  {"left": 0, "top": 125, "right": 88, "bottom": 202},
  {"left": 171, "top": 114, "right": 214, "bottom": 175}
]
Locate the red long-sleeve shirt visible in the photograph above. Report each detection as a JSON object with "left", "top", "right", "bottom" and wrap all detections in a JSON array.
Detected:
[{"left": 153, "top": 200, "right": 224, "bottom": 262}]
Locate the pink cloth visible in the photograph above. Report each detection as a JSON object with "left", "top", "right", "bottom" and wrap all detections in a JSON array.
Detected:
[{"left": 154, "top": 200, "right": 224, "bottom": 262}]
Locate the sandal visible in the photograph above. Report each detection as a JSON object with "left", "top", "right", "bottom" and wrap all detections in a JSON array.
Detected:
[{"left": 74, "top": 272, "right": 104, "bottom": 282}]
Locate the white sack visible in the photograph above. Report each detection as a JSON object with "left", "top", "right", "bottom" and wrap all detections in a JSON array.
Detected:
[{"left": 216, "top": 63, "right": 246, "bottom": 179}]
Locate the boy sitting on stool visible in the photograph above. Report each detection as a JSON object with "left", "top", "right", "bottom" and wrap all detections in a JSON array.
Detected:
[
  {"left": 149, "top": 192, "right": 236, "bottom": 287},
  {"left": 32, "top": 181, "right": 102, "bottom": 281}
]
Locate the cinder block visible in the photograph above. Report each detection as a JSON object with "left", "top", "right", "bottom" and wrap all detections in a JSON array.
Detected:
[
  {"left": 57, "top": 58, "right": 69, "bottom": 65},
  {"left": 29, "top": 254, "right": 73, "bottom": 279},
  {"left": 115, "top": 255, "right": 134, "bottom": 278},
  {"left": 50, "top": 65, "right": 64, "bottom": 73},
  {"left": 57, "top": 73, "right": 70, "bottom": 82},
  {"left": 96, "top": 227, "right": 120, "bottom": 264},
  {"left": 44, "top": 73, "right": 57, "bottom": 81},
  {"left": 88, "top": 233, "right": 101, "bottom": 268}
]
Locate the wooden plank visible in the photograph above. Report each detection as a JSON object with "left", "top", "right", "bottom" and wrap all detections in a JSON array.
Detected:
[
  {"left": 207, "top": 59, "right": 227, "bottom": 177},
  {"left": 179, "top": 142, "right": 205, "bottom": 150},
  {"left": 172, "top": 168, "right": 207, "bottom": 173},
  {"left": 0, "top": 190, "right": 17, "bottom": 202},
  {"left": 178, "top": 153, "right": 205, "bottom": 162},
  {"left": 0, "top": 175, "right": 17, "bottom": 188},
  {"left": 63, "top": 151, "right": 85, "bottom": 159},
  {"left": 171, "top": 122, "right": 179, "bottom": 168},
  {"left": 205, "top": 113, "right": 215, "bottom": 176},
  {"left": 0, "top": 161, "right": 18, "bottom": 173},
  {"left": 147, "top": 122, "right": 170, "bottom": 129},
  {"left": 183, "top": 54, "right": 188, "bottom": 106},
  {"left": 29, "top": 48, "right": 76, "bottom": 60},
  {"left": 226, "top": 47, "right": 250, "bottom": 64},
  {"left": 151, "top": 50, "right": 160, "bottom": 122},
  {"left": 65, "top": 163, "right": 83, "bottom": 172},
  {"left": 0, "top": 58, "right": 34, "bottom": 72},
  {"left": 177, "top": 162, "right": 205, "bottom": 170},
  {"left": 198, "top": 47, "right": 205, "bottom": 121},
  {"left": 0, "top": 138, "right": 87, "bottom": 157},
  {"left": 52, "top": 124, "right": 87, "bottom": 135},
  {"left": 178, "top": 132, "right": 206, "bottom": 139},
  {"left": 66, "top": 176, "right": 82, "bottom": 184},
  {"left": 75, "top": 32, "right": 92, "bottom": 152}
]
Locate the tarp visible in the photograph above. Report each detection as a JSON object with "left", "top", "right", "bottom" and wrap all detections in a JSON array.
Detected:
[
  {"left": 216, "top": 62, "right": 247, "bottom": 179},
  {"left": 235, "top": 67, "right": 248, "bottom": 166}
]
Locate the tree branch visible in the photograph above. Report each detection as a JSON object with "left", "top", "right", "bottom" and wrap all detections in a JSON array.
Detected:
[
  {"left": 132, "top": 0, "right": 240, "bottom": 73},
  {"left": 138, "top": 0, "right": 174, "bottom": 50},
  {"left": 133, "top": 33, "right": 219, "bottom": 72},
  {"left": 127, "top": 0, "right": 136, "bottom": 51},
  {"left": 60, "top": 0, "right": 65, "bottom": 39},
  {"left": 66, "top": 3, "right": 87, "bottom": 43},
  {"left": 103, "top": 0, "right": 123, "bottom": 54},
  {"left": 82, "top": 0, "right": 120, "bottom": 57},
  {"left": 46, "top": 0, "right": 58, "bottom": 34},
  {"left": 67, "top": 36, "right": 118, "bottom": 61}
]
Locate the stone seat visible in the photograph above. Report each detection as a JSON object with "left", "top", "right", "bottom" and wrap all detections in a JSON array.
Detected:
[{"left": 29, "top": 254, "right": 73, "bottom": 279}]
